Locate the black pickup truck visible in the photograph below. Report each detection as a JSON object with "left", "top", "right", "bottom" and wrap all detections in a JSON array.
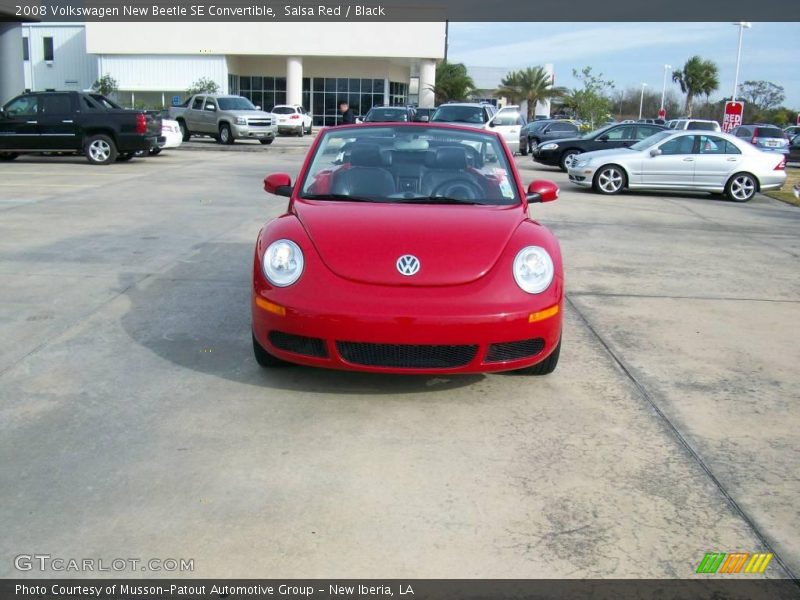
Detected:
[{"left": 0, "top": 91, "right": 161, "bottom": 165}]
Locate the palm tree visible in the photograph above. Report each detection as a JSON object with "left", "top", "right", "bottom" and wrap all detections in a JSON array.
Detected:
[
  {"left": 496, "top": 66, "right": 566, "bottom": 120},
  {"left": 427, "top": 61, "right": 475, "bottom": 104},
  {"left": 672, "top": 56, "right": 719, "bottom": 117}
]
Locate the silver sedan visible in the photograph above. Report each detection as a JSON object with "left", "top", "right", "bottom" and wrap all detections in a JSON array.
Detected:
[{"left": 567, "top": 130, "right": 787, "bottom": 202}]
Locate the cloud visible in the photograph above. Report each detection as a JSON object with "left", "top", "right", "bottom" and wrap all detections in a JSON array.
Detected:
[{"left": 449, "top": 23, "right": 729, "bottom": 67}]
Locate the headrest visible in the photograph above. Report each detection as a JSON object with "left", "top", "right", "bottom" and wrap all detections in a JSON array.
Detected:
[
  {"left": 426, "top": 146, "right": 468, "bottom": 170},
  {"left": 349, "top": 144, "right": 390, "bottom": 167}
]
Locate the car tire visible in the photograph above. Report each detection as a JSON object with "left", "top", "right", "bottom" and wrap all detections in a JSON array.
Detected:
[
  {"left": 725, "top": 172, "right": 757, "bottom": 202},
  {"left": 514, "top": 338, "right": 561, "bottom": 375},
  {"left": 592, "top": 164, "right": 627, "bottom": 195},
  {"left": 298, "top": 125, "right": 304, "bottom": 137},
  {"left": 149, "top": 147, "right": 162, "bottom": 156},
  {"left": 0, "top": 152, "right": 19, "bottom": 161},
  {"left": 253, "top": 332, "right": 293, "bottom": 367},
  {"left": 307, "top": 123, "right": 313, "bottom": 135},
  {"left": 519, "top": 142, "right": 528, "bottom": 156},
  {"left": 178, "top": 120, "right": 190, "bottom": 142},
  {"left": 219, "top": 123, "right": 234, "bottom": 145},
  {"left": 115, "top": 152, "right": 135, "bottom": 162},
  {"left": 560, "top": 149, "right": 581, "bottom": 172},
  {"left": 84, "top": 134, "right": 118, "bottom": 165}
]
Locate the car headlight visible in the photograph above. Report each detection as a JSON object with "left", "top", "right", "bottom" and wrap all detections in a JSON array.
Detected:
[
  {"left": 539, "top": 143, "right": 558, "bottom": 151},
  {"left": 574, "top": 158, "right": 591, "bottom": 168},
  {"left": 235, "top": 116, "right": 247, "bottom": 126},
  {"left": 262, "top": 240, "right": 304, "bottom": 287},
  {"left": 513, "top": 246, "right": 554, "bottom": 294}
]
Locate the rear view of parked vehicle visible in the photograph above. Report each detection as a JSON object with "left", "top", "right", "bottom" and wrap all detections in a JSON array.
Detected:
[
  {"left": 272, "top": 104, "right": 313, "bottom": 136},
  {"left": 364, "top": 106, "right": 415, "bottom": 123},
  {"left": 0, "top": 91, "right": 160, "bottom": 165},
  {"left": 730, "top": 125, "right": 790, "bottom": 155}
]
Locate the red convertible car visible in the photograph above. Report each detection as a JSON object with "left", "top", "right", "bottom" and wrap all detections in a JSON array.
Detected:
[{"left": 252, "top": 123, "right": 563, "bottom": 375}]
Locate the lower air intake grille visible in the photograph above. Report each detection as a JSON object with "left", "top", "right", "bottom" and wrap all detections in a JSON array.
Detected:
[
  {"left": 268, "top": 331, "right": 328, "bottom": 358},
  {"left": 336, "top": 342, "right": 478, "bottom": 369},
  {"left": 485, "top": 338, "right": 545, "bottom": 363}
]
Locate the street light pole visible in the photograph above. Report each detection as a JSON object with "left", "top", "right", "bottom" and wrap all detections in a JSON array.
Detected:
[
  {"left": 731, "top": 22, "right": 751, "bottom": 102},
  {"left": 660, "top": 64, "right": 671, "bottom": 112},
  {"left": 638, "top": 83, "right": 648, "bottom": 120}
]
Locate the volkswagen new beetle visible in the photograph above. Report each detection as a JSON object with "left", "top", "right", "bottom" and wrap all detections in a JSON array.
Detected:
[{"left": 252, "top": 123, "right": 563, "bottom": 375}]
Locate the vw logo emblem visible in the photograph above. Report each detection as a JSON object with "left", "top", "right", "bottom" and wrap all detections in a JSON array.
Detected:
[{"left": 396, "top": 254, "right": 421, "bottom": 276}]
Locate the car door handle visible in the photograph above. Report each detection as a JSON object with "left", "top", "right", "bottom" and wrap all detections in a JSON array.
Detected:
[
  {"left": 62, "top": 119, "right": 73, "bottom": 123},
  {"left": 26, "top": 120, "right": 37, "bottom": 124},
  {"left": 683, "top": 157, "right": 694, "bottom": 162},
  {"left": 726, "top": 157, "right": 738, "bottom": 161}
]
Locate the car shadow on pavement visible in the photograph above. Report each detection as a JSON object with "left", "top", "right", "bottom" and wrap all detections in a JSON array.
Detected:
[{"left": 119, "top": 241, "right": 482, "bottom": 395}]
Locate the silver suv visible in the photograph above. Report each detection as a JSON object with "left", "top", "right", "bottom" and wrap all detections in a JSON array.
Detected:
[
  {"left": 170, "top": 94, "right": 277, "bottom": 145},
  {"left": 431, "top": 102, "right": 496, "bottom": 128}
]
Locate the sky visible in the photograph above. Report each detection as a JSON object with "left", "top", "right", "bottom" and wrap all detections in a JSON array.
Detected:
[{"left": 447, "top": 22, "right": 800, "bottom": 109}]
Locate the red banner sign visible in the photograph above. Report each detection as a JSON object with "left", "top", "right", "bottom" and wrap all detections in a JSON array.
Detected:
[
  {"left": 657, "top": 108, "right": 666, "bottom": 119},
  {"left": 722, "top": 101, "right": 744, "bottom": 133}
]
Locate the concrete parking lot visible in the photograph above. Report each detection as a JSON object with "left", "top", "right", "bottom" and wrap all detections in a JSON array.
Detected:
[{"left": 0, "top": 149, "right": 798, "bottom": 579}]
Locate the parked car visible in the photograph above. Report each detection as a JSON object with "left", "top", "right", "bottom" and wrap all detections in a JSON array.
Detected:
[
  {"left": 431, "top": 103, "right": 495, "bottom": 127},
  {"left": 532, "top": 122, "right": 666, "bottom": 171},
  {"left": 254, "top": 122, "right": 563, "bottom": 375},
  {"left": 271, "top": 104, "right": 313, "bottom": 136},
  {"left": 169, "top": 94, "right": 277, "bottom": 145},
  {"left": 668, "top": 119, "right": 721, "bottom": 132},
  {"left": 412, "top": 107, "right": 436, "bottom": 122},
  {"left": 783, "top": 125, "right": 800, "bottom": 138},
  {"left": 0, "top": 91, "right": 160, "bottom": 165},
  {"left": 789, "top": 134, "right": 800, "bottom": 162},
  {"left": 137, "top": 114, "right": 182, "bottom": 156},
  {"left": 729, "top": 124, "right": 790, "bottom": 155},
  {"left": 488, "top": 110, "right": 526, "bottom": 154},
  {"left": 363, "top": 106, "right": 415, "bottom": 123},
  {"left": 519, "top": 119, "right": 579, "bottom": 156},
  {"left": 566, "top": 130, "right": 786, "bottom": 202}
]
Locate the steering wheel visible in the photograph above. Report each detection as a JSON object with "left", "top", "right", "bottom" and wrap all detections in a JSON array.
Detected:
[{"left": 432, "top": 178, "right": 484, "bottom": 200}]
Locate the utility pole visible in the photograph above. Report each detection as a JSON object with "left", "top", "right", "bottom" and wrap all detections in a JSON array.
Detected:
[{"left": 444, "top": 20, "right": 449, "bottom": 62}]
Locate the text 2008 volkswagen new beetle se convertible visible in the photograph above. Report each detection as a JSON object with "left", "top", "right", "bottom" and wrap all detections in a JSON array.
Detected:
[{"left": 252, "top": 122, "right": 564, "bottom": 375}]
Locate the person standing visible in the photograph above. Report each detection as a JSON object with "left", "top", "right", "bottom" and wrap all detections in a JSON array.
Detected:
[{"left": 338, "top": 100, "right": 356, "bottom": 125}]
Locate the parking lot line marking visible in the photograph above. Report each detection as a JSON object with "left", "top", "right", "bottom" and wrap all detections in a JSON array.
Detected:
[{"left": 0, "top": 183, "right": 92, "bottom": 188}]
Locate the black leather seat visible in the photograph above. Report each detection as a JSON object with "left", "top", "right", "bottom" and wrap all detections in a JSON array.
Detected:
[
  {"left": 421, "top": 146, "right": 480, "bottom": 197},
  {"left": 331, "top": 143, "right": 395, "bottom": 197}
]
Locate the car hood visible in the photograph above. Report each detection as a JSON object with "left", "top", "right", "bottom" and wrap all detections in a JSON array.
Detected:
[
  {"left": 579, "top": 147, "right": 639, "bottom": 162},
  {"left": 294, "top": 200, "right": 522, "bottom": 286}
]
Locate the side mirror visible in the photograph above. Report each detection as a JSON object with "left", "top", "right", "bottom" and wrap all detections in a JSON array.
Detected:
[
  {"left": 597, "top": 135, "right": 608, "bottom": 142},
  {"left": 205, "top": 104, "right": 216, "bottom": 111},
  {"left": 649, "top": 148, "right": 662, "bottom": 157},
  {"left": 488, "top": 120, "right": 496, "bottom": 127},
  {"left": 264, "top": 173, "right": 293, "bottom": 197},
  {"left": 526, "top": 180, "right": 559, "bottom": 203}
]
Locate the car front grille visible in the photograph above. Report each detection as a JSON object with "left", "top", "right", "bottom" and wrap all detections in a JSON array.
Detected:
[
  {"left": 485, "top": 338, "right": 545, "bottom": 363},
  {"left": 248, "top": 119, "right": 273, "bottom": 127},
  {"left": 268, "top": 331, "right": 328, "bottom": 358},
  {"left": 336, "top": 341, "right": 478, "bottom": 369}
]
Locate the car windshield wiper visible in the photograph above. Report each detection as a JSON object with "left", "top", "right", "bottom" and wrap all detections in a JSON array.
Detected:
[
  {"left": 397, "top": 196, "right": 487, "bottom": 205},
  {"left": 301, "top": 193, "right": 385, "bottom": 203}
]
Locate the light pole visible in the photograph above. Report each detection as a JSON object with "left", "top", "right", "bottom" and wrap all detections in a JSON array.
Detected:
[
  {"left": 660, "top": 64, "right": 671, "bottom": 114},
  {"left": 731, "top": 22, "right": 751, "bottom": 101},
  {"left": 638, "top": 83, "right": 648, "bottom": 120}
]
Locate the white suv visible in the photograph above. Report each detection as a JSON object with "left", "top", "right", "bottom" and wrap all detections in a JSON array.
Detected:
[
  {"left": 666, "top": 119, "right": 721, "bottom": 132},
  {"left": 272, "top": 104, "right": 313, "bottom": 136}
]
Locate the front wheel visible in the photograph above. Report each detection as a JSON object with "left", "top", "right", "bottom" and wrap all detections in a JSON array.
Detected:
[
  {"left": 560, "top": 150, "right": 581, "bottom": 172},
  {"left": 593, "top": 164, "right": 627, "bottom": 195},
  {"left": 726, "top": 172, "right": 757, "bottom": 202},
  {"left": 519, "top": 141, "right": 528, "bottom": 156},
  {"left": 259, "top": 138, "right": 274, "bottom": 145},
  {"left": 84, "top": 134, "right": 118, "bottom": 165},
  {"left": 219, "top": 123, "right": 234, "bottom": 145},
  {"left": 0, "top": 152, "right": 19, "bottom": 161},
  {"left": 253, "top": 333, "right": 293, "bottom": 367},
  {"left": 514, "top": 339, "right": 561, "bottom": 375},
  {"left": 178, "top": 120, "right": 190, "bottom": 142}
]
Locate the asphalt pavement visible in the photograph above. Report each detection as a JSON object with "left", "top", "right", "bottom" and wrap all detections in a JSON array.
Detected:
[{"left": 0, "top": 150, "right": 798, "bottom": 579}]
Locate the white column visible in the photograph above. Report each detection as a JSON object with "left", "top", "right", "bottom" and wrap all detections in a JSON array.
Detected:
[
  {"left": 418, "top": 59, "right": 436, "bottom": 108},
  {"left": 384, "top": 78, "right": 389, "bottom": 105},
  {"left": 286, "top": 56, "right": 303, "bottom": 106}
]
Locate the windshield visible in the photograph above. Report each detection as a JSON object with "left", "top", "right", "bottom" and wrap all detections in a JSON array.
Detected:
[
  {"left": 365, "top": 108, "right": 409, "bottom": 122},
  {"left": 630, "top": 131, "right": 673, "bottom": 151},
  {"left": 431, "top": 105, "right": 485, "bottom": 124},
  {"left": 272, "top": 106, "right": 296, "bottom": 114},
  {"left": 756, "top": 127, "right": 786, "bottom": 138},
  {"left": 299, "top": 125, "right": 520, "bottom": 206},
  {"left": 217, "top": 97, "right": 257, "bottom": 111}
]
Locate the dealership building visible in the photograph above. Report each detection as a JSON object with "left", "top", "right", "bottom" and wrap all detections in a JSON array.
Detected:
[{"left": 3, "top": 21, "right": 444, "bottom": 125}]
